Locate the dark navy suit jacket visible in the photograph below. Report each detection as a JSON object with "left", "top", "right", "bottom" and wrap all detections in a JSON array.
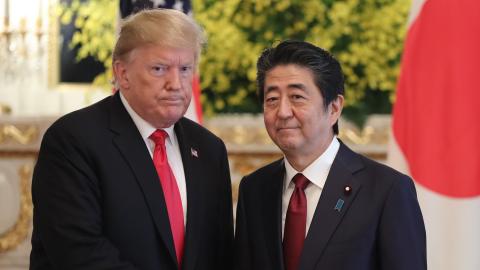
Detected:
[{"left": 234, "top": 142, "right": 426, "bottom": 270}]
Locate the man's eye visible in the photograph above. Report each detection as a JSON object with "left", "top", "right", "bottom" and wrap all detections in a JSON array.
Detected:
[
  {"left": 265, "top": 96, "right": 279, "bottom": 103},
  {"left": 291, "top": 95, "right": 305, "bottom": 101},
  {"left": 151, "top": 65, "right": 167, "bottom": 76},
  {"left": 180, "top": 66, "right": 193, "bottom": 75}
]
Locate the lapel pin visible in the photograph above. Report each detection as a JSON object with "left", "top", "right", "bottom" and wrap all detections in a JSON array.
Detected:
[
  {"left": 190, "top": 148, "right": 198, "bottom": 158},
  {"left": 344, "top": 185, "right": 352, "bottom": 196},
  {"left": 334, "top": 198, "right": 345, "bottom": 212}
]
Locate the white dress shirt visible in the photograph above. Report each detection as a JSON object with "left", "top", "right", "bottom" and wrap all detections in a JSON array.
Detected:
[
  {"left": 120, "top": 92, "right": 187, "bottom": 226},
  {"left": 282, "top": 136, "right": 340, "bottom": 238}
]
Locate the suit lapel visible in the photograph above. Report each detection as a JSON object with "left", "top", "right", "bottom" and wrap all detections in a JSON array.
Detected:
[
  {"left": 174, "top": 120, "right": 202, "bottom": 270},
  {"left": 260, "top": 160, "right": 286, "bottom": 270},
  {"left": 108, "top": 93, "right": 177, "bottom": 266},
  {"left": 299, "top": 143, "right": 364, "bottom": 270}
]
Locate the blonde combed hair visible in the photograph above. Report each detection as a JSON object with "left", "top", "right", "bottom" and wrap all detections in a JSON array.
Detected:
[{"left": 113, "top": 8, "right": 206, "bottom": 64}]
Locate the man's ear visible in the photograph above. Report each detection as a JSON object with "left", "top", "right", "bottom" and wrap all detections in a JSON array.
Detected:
[
  {"left": 329, "top": 95, "right": 344, "bottom": 125},
  {"left": 113, "top": 60, "right": 129, "bottom": 90}
]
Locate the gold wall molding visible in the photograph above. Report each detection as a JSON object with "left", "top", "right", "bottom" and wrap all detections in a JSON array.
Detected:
[
  {"left": 205, "top": 114, "right": 390, "bottom": 147},
  {"left": 0, "top": 118, "right": 46, "bottom": 254},
  {"left": 0, "top": 103, "right": 12, "bottom": 115},
  {"left": 0, "top": 164, "right": 33, "bottom": 252},
  {"left": 229, "top": 153, "right": 282, "bottom": 202},
  {"left": 338, "top": 124, "right": 389, "bottom": 146},
  {"left": 0, "top": 125, "right": 39, "bottom": 145}
]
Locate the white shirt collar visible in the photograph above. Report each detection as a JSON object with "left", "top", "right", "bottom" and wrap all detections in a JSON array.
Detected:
[
  {"left": 119, "top": 91, "right": 175, "bottom": 140},
  {"left": 284, "top": 136, "right": 340, "bottom": 191}
]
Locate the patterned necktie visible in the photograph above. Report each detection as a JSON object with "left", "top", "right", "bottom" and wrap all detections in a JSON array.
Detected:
[
  {"left": 283, "top": 173, "right": 310, "bottom": 270},
  {"left": 150, "top": 129, "right": 184, "bottom": 268}
]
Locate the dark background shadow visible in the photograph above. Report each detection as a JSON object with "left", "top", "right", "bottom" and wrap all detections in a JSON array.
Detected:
[{"left": 59, "top": 0, "right": 105, "bottom": 83}]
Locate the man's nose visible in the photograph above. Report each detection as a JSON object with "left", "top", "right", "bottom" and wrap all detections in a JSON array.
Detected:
[
  {"left": 277, "top": 98, "right": 293, "bottom": 119},
  {"left": 165, "top": 68, "right": 181, "bottom": 90}
]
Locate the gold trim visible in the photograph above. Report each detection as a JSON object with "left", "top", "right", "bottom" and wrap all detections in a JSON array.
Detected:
[
  {"left": 0, "top": 151, "right": 39, "bottom": 158},
  {"left": 206, "top": 116, "right": 390, "bottom": 147},
  {"left": 0, "top": 164, "right": 33, "bottom": 252},
  {"left": 0, "top": 125, "right": 39, "bottom": 145},
  {"left": 231, "top": 181, "right": 239, "bottom": 205},
  {"left": 230, "top": 153, "right": 281, "bottom": 177},
  {"left": 47, "top": 0, "right": 59, "bottom": 88},
  {"left": 338, "top": 125, "right": 389, "bottom": 146},
  {"left": 0, "top": 103, "right": 12, "bottom": 115},
  {"left": 229, "top": 152, "right": 282, "bottom": 203},
  {"left": 339, "top": 126, "right": 375, "bottom": 145}
]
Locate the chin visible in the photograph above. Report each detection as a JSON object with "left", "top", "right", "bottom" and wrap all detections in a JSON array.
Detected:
[
  {"left": 148, "top": 114, "right": 181, "bottom": 128},
  {"left": 275, "top": 140, "right": 299, "bottom": 152},
  {"left": 159, "top": 108, "right": 186, "bottom": 119},
  {"left": 164, "top": 114, "right": 184, "bottom": 123}
]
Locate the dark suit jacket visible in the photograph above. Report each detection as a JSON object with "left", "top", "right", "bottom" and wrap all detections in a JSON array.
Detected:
[
  {"left": 234, "top": 142, "right": 426, "bottom": 270},
  {"left": 30, "top": 93, "right": 233, "bottom": 270}
]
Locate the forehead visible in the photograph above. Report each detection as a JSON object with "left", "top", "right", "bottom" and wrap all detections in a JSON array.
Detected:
[
  {"left": 266, "top": 64, "right": 315, "bottom": 84},
  {"left": 264, "top": 64, "right": 317, "bottom": 90},
  {"left": 127, "top": 44, "right": 195, "bottom": 64}
]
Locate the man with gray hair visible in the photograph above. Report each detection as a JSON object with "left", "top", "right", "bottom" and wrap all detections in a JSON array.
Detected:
[{"left": 30, "top": 9, "right": 233, "bottom": 270}]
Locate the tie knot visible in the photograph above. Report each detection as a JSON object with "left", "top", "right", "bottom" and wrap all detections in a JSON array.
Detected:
[
  {"left": 292, "top": 173, "right": 310, "bottom": 190},
  {"left": 150, "top": 129, "right": 168, "bottom": 145}
]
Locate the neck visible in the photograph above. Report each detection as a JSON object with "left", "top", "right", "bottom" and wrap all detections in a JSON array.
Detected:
[
  {"left": 284, "top": 153, "right": 315, "bottom": 172},
  {"left": 285, "top": 136, "right": 335, "bottom": 171}
]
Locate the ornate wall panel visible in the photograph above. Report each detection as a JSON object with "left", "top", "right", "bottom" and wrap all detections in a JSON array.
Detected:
[{"left": 0, "top": 116, "right": 55, "bottom": 269}]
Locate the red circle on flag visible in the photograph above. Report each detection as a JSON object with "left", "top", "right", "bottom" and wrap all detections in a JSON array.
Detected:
[{"left": 392, "top": 0, "right": 480, "bottom": 198}]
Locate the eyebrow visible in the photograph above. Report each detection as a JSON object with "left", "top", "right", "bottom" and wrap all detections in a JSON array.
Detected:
[
  {"left": 150, "top": 58, "right": 194, "bottom": 65},
  {"left": 287, "top": 83, "right": 307, "bottom": 91},
  {"left": 265, "top": 83, "right": 307, "bottom": 94},
  {"left": 265, "top": 85, "right": 279, "bottom": 94}
]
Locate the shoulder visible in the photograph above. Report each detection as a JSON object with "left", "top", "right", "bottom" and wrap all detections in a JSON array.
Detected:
[
  {"left": 335, "top": 142, "right": 415, "bottom": 195},
  {"left": 43, "top": 95, "right": 112, "bottom": 145},
  {"left": 177, "top": 117, "right": 225, "bottom": 146},
  {"left": 341, "top": 144, "right": 416, "bottom": 196},
  {"left": 240, "top": 158, "right": 284, "bottom": 189},
  {"left": 245, "top": 158, "right": 284, "bottom": 179},
  {"left": 48, "top": 96, "right": 111, "bottom": 133},
  {"left": 364, "top": 155, "right": 412, "bottom": 186},
  {"left": 336, "top": 144, "right": 420, "bottom": 222},
  {"left": 361, "top": 154, "right": 409, "bottom": 181}
]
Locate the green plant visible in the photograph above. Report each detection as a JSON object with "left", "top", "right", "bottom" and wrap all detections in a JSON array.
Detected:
[
  {"left": 58, "top": 0, "right": 410, "bottom": 126},
  {"left": 194, "top": 0, "right": 410, "bottom": 125},
  {"left": 57, "top": 0, "right": 117, "bottom": 87}
]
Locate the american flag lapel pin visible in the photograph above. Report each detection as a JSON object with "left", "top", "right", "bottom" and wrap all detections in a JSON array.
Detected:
[{"left": 191, "top": 147, "right": 198, "bottom": 158}]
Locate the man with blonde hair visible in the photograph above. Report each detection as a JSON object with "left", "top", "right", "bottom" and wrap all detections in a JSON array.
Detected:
[{"left": 30, "top": 9, "right": 233, "bottom": 270}]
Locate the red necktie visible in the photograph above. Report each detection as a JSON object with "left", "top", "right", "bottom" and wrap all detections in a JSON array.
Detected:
[
  {"left": 150, "top": 130, "right": 184, "bottom": 268},
  {"left": 283, "top": 173, "right": 310, "bottom": 270}
]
